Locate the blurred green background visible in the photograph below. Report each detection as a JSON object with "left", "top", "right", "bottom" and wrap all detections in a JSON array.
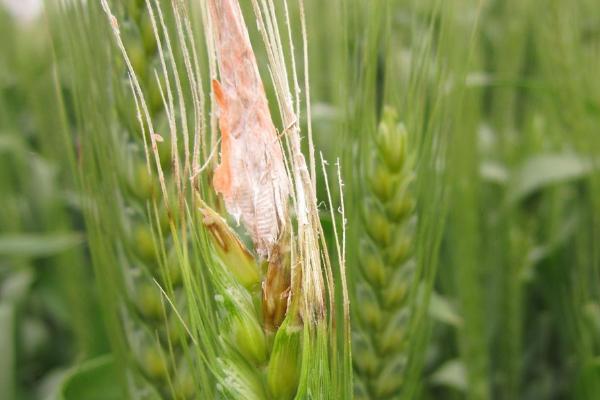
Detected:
[{"left": 1, "top": 0, "right": 599, "bottom": 399}]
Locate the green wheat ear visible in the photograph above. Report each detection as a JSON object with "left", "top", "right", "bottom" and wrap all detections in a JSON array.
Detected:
[
  {"left": 198, "top": 200, "right": 301, "bottom": 400},
  {"left": 114, "top": 2, "right": 188, "bottom": 397},
  {"left": 67, "top": 0, "right": 194, "bottom": 397},
  {"left": 353, "top": 106, "right": 416, "bottom": 400}
]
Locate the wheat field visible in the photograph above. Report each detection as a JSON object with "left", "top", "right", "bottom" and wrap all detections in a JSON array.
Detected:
[{"left": 0, "top": 0, "right": 598, "bottom": 399}]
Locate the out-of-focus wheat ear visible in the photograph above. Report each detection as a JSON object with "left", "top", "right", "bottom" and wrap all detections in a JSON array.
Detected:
[
  {"left": 351, "top": 106, "right": 417, "bottom": 400},
  {"left": 92, "top": 1, "right": 216, "bottom": 398}
]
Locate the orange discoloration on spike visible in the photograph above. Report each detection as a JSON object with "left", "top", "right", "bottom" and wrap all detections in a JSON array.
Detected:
[
  {"left": 209, "top": 0, "right": 289, "bottom": 259},
  {"left": 211, "top": 80, "right": 232, "bottom": 196}
]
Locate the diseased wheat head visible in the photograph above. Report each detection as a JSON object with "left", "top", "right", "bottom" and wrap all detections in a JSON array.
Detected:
[{"left": 97, "top": 0, "right": 351, "bottom": 398}]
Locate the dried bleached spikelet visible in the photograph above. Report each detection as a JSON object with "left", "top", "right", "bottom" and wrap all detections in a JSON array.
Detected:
[{"left": 208, "top": 0, "right": 290, "bottom": 260}]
